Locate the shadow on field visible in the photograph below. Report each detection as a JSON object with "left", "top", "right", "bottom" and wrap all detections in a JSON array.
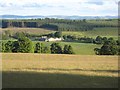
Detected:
[
  {"left": 13, "top": 68, "right": 119, "bottom": 73},
  {"left": 2, "top": 71, "right": 118, "bottom": 88}
]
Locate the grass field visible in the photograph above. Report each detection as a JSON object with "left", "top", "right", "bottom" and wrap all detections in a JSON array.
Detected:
[
  {"left": 34, "top": 41, "right": 102, "bottom": 55},
  {"left": 1, "top": 40, "right": 101, "bottom": 55},
  {"left": 87, "top": 19, "right": 118, "bottom": 26},
  {"left": 2, "top": 53, "right": 118, "bottom": 88},
  {"left": 1, "top": 19, "right": 118, "bottom": 88},
  {"left": 1, "top": 27, "right": 118, "bottom": 40},
  {"left": 63, "top": 27, "right": 118, "bottom": 40},
  {"left": 0, "top": 27, "right": 118, "bottom": 55}
]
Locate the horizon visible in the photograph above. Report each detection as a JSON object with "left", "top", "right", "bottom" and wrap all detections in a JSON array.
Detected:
[
  {"left": 0, "top": 14, "right": 118, "bottom": 17},
  {"left": 0, "top": 0, "right": 119, "bottom": 16}
]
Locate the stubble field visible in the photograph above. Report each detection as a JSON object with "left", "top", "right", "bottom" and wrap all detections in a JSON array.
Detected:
[{"left": 2, "top": 53, "right": 118, "bottom": 88}]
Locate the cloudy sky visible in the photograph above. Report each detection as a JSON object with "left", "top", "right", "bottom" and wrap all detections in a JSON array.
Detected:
[{"left": 0, "top": 0, "right": 119, "bottom": 16}]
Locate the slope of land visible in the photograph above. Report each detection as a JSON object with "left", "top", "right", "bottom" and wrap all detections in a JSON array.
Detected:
[
  {"left": 0, "top": 28, "right": 55, "bottom": 35},
  {"left": 63, "top": 27, "right": 118, "bottom": 39}
]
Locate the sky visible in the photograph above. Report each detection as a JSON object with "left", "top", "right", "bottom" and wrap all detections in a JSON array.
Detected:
[{"left": 0, "top": 0, "right": 119, "bottom": 16}]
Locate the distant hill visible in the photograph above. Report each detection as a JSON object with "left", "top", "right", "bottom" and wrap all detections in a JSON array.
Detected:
[{"left": 0, "top": 15, "right": 118, "bottom": 20}]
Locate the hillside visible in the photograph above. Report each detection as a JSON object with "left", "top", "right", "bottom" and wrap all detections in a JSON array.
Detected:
[
  {"left": 2, "top": 19, "right": 118, "bottom": 32},
  {"left": 1, "top": 27, "right": 118, "bottom": 40},
  {"left": 0, "top": 19, "right": 118, "bottom": 55},
  {"left": 1, "top": 28, "right": 54, "bottom": 35},
  {"left": 62, "top": 27, "right": 118, "bottom": 39}
]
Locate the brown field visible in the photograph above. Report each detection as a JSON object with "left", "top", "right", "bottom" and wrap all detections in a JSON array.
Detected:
[
  {"left": 0, "top": 28, "right": 54, "bottom": 35},
  {"left": 2, "top": 53, "right": 119, "bottom": 88},
  {"left": 2, "top": 53, "right": 118, "bottom": 77}
]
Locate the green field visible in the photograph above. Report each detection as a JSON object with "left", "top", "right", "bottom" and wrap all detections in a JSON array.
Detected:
[
  {"left": 1, "top": 27, "right": 118, "bottom": 40},
  {"left": 1, "top": 27, "right": 118, "bottom": 55},
  {"left": 1, "top": 20, "right": 119, "bottom": 88},
  {"left": 34, "top": 41, "right": 102, "bottom": 55},
  {"left": 1, "top": 40, "right": 101, "bottom": 55},
  {"left": 87, "top": 19, "right": 118, "bottom": 26},
  {"left": 2, "top": 53, "right": 118, "bottom": 88},
  {"left": 63, "top": 27, "right": 118, "bottom": 40}
]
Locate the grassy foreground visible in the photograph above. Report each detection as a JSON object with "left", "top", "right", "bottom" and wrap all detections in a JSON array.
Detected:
[{"left": 2, "top": 53, "right": 118, "bottom": 88}]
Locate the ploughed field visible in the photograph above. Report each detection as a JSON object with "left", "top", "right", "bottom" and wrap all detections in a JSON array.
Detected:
[{"left": 2, "top": 53, "right": 118, "bottom": 88}]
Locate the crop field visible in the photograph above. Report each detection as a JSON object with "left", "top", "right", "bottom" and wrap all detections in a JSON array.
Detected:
[{"left": 2, "top": 53, "right": 118, "bottom": 88}]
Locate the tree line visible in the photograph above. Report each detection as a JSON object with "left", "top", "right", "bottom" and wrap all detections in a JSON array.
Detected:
[
  {"left": 1, "top": 35, "right": 119, "bottom": 55},
  {"left": 0, "top": 36, "right": 74, "bottom": 54},
  {"left": 2, "top": 30, "right": 119, "bottom": 46},
  {"left": 63, "top": 35, "right": 119, "bottom": 45},
  {"left": 2, "top": 18, "right": 118, "bottom": 31}
]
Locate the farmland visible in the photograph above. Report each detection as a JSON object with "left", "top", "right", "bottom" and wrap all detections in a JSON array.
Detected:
[
  {"left": 33, "top": 41, "right": 102, "bottom": 55},
  {"left": 62, "top": 27, "right": 118, "bottom": 40},
  {"left": 0, "top": 28, "right": 54, "bottom": 35},
  {"left": 1, "top": 27, "right": 118, "bottom": 39},
  {"left": 0, "top": 26, "right": 118, "bottom": 55},
  {"left": 1, "top": 38, "right": 102, "bottom": 55},
  {"left": 1, "top": 19, "right": 119, "bottom": 88},
  {"left": 2, "top": 53, "right": 118, "bottom": 88}
]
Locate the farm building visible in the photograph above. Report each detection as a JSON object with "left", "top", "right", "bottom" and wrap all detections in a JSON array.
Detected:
[
  {"left": 39, "top": 36, "right": 64, "bottom": 42},
  {"left": 47, "top": 37, "right": 64, "bottom": 42}
]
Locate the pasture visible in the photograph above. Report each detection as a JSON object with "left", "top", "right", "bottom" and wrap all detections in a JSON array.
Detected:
[
  {"left": 62, "top": 27, "right": 118, "bottom": 40},
  {"left": 0, "top": 27, "right": 118, "bottom": 40},
  {"left": 87, "top": 19, "right": 118, "bottom": 26},
  {"left": 2, "top": 53, "right": 118, "bottom": 88},
  {"left": 34, "top": 41, "right": 102, "bottom": 55},
  {"left": 1, "top": 26, "right": 119, "bottom": 88}
]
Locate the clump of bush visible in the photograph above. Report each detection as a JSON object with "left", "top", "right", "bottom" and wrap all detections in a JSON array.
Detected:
[
  {"left": 50, "top": 43, "right": 74, "bottom": 54},
  {"left": 94, "top": 39, "right": 119, "bottom": 55}
]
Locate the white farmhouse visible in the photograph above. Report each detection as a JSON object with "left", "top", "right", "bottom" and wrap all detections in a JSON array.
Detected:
[
  {"left": 39, "top": 36, "right": 64, "bottom": 42},
  {"left": 47, "top": 37, "right": 64, "bottom": 42},
  {"left": 48, "top": 38, "right": 62, "bottom": 42}
]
